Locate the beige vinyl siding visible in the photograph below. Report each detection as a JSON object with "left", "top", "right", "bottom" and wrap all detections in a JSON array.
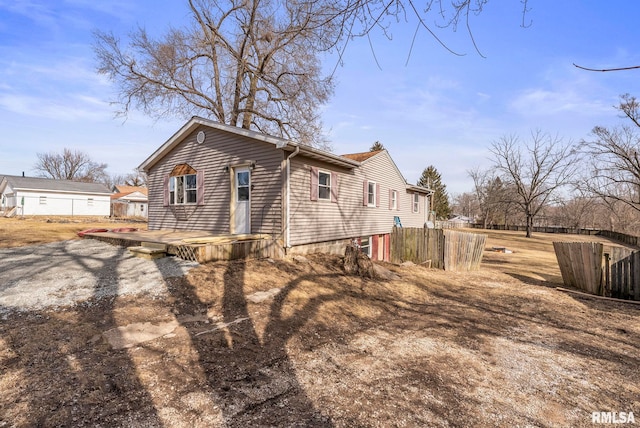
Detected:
[
  {"left": 148, "top": 125, "right": 283, "bottom": 235},
  {"left": 288, "top": 151, "right": 428, "bottom": 246}
]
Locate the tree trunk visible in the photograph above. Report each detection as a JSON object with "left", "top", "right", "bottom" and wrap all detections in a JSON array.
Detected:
[
  {"left": 344, "top": 244, "right": 359, "bottom": 275},
  {"left": 344, "top": 244, "right": 375, "bottom": 278}
]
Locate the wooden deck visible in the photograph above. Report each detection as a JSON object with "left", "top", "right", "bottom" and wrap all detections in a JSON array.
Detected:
[{"left": 82, "top": 229, "right": 284, "bottom": 263}]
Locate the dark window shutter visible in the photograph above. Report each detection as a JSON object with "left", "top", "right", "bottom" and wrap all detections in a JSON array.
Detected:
[
  {"left": 196, "top": 170, "right": 205, "bottom": 205},
  {"left": 330, "top": 172, "right": 338, "bottom": 203},
  {"left": 363, "top": 180, "right": 368, "bottom": 206},
  {"left": 310, "top": 167, "right": 319, "bottom": 201},
  {"left": 163, "top": 175, "right": 169, "bottom": 207}
]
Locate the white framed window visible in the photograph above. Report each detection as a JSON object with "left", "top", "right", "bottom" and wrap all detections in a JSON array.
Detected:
[
  {"left": 318, "top": 170, "right": 331, "bottom": 200},
  {"left": 170, "top": 174, "right": 197, "bottom": 205},
  {"left": 413, "top": 193, "right": 420, "bottom": 213},
  {"left": 360, "top": 236, "right": 371, "bottom": 257},
  {"left": 39, "top": 196, "right": 47, "bottom": 205},
  {"left": 390, "top": 190, "right": 397, "bottom": 210},
  {"left": 87, "top": 198, "right": 94, "bottom": 206},
  {"left": 367, "top": 181, "right": 377, "bottom": 207}
]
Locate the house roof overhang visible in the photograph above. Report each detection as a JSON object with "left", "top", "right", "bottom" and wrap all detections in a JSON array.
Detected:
[
  {"left": 286, "top": 145, "right": 359, "bottom": 168},
  {"left": 407, "top": 184, "right": 433, "bottom": 195},
  {"left": 139, "top": 117, "right": 359, "bottom": 172}
]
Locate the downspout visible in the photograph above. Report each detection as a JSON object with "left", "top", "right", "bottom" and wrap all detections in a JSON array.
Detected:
[{"left": 285, "top": 146, "right": 300, "bottom": 248}]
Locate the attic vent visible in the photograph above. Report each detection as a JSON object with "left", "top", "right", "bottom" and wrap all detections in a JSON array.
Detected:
[{"left": 197, "top": 131, "right": 205, "bottom": 144}]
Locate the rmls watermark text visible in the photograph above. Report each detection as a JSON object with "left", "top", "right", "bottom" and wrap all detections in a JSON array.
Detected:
[{"left": 592, "top": 412, "right": 635, "bottom": 424}]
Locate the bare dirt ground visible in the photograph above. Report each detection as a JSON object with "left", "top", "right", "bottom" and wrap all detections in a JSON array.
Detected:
[{"left": 1, "top": 224, "right": 639, "bottom": 427}]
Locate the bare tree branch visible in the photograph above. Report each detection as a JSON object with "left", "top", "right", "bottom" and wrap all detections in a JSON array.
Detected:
[
  {"left": 34, "top": 149, "right": 109, "bottom": 183},
  {"left": 573, "top": 63, "right": 640, "bottom": 72}
]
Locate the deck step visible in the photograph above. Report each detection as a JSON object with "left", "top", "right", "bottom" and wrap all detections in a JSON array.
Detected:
[
  {"left": 141, "top": 241, "right": 168, "bottom": 251},
  {"left": 128, "top": 245, "right": 167, "bottom": 260}
]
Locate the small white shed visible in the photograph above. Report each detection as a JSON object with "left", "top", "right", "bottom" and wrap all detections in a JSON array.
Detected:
[
  {"left": 110, "top": 185, "right": 148, "bottom": 218},
  {"left": 0, "top": 175, "right": 111, "bottom": 216}
]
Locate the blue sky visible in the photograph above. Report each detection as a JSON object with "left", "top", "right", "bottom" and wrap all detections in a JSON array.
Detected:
[{"left": 1, "top": 1, "right": 640, "bottom": 195}]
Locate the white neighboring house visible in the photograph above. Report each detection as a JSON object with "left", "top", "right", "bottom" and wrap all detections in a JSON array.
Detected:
[
  {"left": 0, "top": 175, "right": 111, "bottom": 216},
  {"left": 110, "top": 185, "right": 148, "bottom": 218}
]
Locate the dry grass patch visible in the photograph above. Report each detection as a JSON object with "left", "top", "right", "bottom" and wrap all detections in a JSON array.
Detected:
[
  {"left": 0, "top": 216, "right": 146, "bottom": 248},
  {"left": 473, "top": 228, "right": 633, "bottom": 286}
]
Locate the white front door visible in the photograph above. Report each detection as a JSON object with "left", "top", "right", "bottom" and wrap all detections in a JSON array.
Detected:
[{"left": 233, "top": 167, "right": 251, "bottom": 234}]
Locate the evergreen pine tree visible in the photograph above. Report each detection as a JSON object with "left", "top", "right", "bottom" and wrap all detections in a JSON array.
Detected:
[
  {"left": 417, "top": 166, "right": 451, "bottom": 220},
  {"left": 369, "top": 141, "right": 384, "bottom": 151}
]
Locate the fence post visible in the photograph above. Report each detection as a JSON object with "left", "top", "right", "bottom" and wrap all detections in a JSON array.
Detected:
[
  {"left": 634, "top": 252, "right": 640, "bottom": 301},
  {"left": 604, "top": 252, "right": 610, "bottom": 297}
]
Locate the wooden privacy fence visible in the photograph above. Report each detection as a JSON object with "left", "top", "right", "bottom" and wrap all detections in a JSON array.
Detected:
[
  {"left": 391, "top": 227, "right": 444, "bottom": 268},
  {"left": 443, "top": 230, "right": 487, "bottom": 272},
  {"left": 390, "top": 227, "right": 486, "bottom": 271},
  {"left": 607, "top": 247, "right": 640, "bottom": 300},
  {"left": 553, "top": 242, "right": 604, "bottom": 295},
  {"left": 553, "top": 242, "right": 640, "bottom": 300}
]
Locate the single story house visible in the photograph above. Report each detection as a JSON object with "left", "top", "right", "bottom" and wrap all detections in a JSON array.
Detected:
[
  {"left": 111, "top": 185, "right": 148, "bottom": 218},
  {"left": 0, "top": 175, "right": 111, "bottom": 217},
  {"left": 139, "top": 117, "right": 433, "bottom": 261}
]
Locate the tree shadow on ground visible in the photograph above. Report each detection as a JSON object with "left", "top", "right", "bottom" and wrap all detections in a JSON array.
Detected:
[
  {"left": 0, "top": 240, "right": 172, "bottom": 426},
  {"left": 165, "top": 258, "right": 339, "bottom": 426},
  {"left": 3, "top": 245, "right": 640, "bottom": 427}
]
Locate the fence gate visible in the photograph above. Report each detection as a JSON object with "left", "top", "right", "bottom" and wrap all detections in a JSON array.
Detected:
[
  {"left": 390, "top": 227, "right": 486, "bottom": 271},
  {"left": 552, "top": 242, "right": 604, "bottom": 295}
]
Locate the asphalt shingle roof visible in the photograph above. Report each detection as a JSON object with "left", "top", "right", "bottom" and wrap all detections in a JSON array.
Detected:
[{"left": 1, "top": 175, "right": 111, "bottom": 194}]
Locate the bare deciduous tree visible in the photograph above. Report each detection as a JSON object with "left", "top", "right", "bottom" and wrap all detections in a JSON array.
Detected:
[
  {"left": 489, "top": 131, "right": 578, "bottom": 237},
  {"left": 107, "top": 169, "right": 148, "bottom": 189},
  {"left": 468, "top": 167, "right": 515, "bottom": 229},
  {"left": 335, "top": 0, "right": 531, "bottom": 58},
  {"left": 581, "top": 95, "right": 640, "bottom": 216},
  {"left": 95, "top": 0, "right": 530, "bottom": 148},
  {"left": 451, "top": 192, "right": 478, "bottom": 218},
  {"left": 94, "top": 0, "right": 341, "bottom": 147},
  {"left": 34, "top": 148, "right": 109, "bottom": 183}
]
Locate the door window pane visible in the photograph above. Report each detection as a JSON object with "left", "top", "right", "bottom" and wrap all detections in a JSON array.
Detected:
[
  {"left": 238, "top": 187, "right": 249, "bottom": 201},
  {"left": 237, "top": 170, "right": 250, "bottom": 201},
  {"left": 237, "top": 171, "right": 249, "bottom": 186}
]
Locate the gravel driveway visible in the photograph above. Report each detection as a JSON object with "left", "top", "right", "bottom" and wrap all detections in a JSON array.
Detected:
[{"left": 0, "top": 239, "right": 197, "bottom": 315}]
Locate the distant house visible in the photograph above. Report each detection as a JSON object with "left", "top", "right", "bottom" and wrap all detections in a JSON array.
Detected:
[
  {"left": 437, "top": 215, "right": 474, "bottom": 229},
  {"left": 138, "top": 117, "right": 433, "bottom": 261},
  {"left": 111, "top": 185, "right": 148, "bottom": 218},
  {"left": 0, "top": 175, "right": 111, "bottom": 217}
]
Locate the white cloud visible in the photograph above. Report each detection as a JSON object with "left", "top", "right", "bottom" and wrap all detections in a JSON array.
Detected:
[
  {"left": 0, "top": 93, "right": 109, "bottom": 121},
  {"left": 509, "top": 88, "right": 611, "bottom": 117}
]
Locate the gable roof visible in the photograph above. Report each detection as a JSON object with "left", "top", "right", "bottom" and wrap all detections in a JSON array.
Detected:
[
  {"left": 0, "top": 175, "right": 110, "bottom": 195},
  {"left": 113, "top": 185, "right": 148, "bottom": 196},
  {"left": 111, "top": 190, "right": 148, "bottom": 201},
  {"left": 341, "top": 150, "right": 383, "bottom": 162},
  {"left": 138, "top": 116, "right": 360, "bottom": 172},
  {"left": 340, "top": 150, "right": 432, "bottom": 195},
  {"left": 137, "top": 118, "right": 433, "bottom": 196}
]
